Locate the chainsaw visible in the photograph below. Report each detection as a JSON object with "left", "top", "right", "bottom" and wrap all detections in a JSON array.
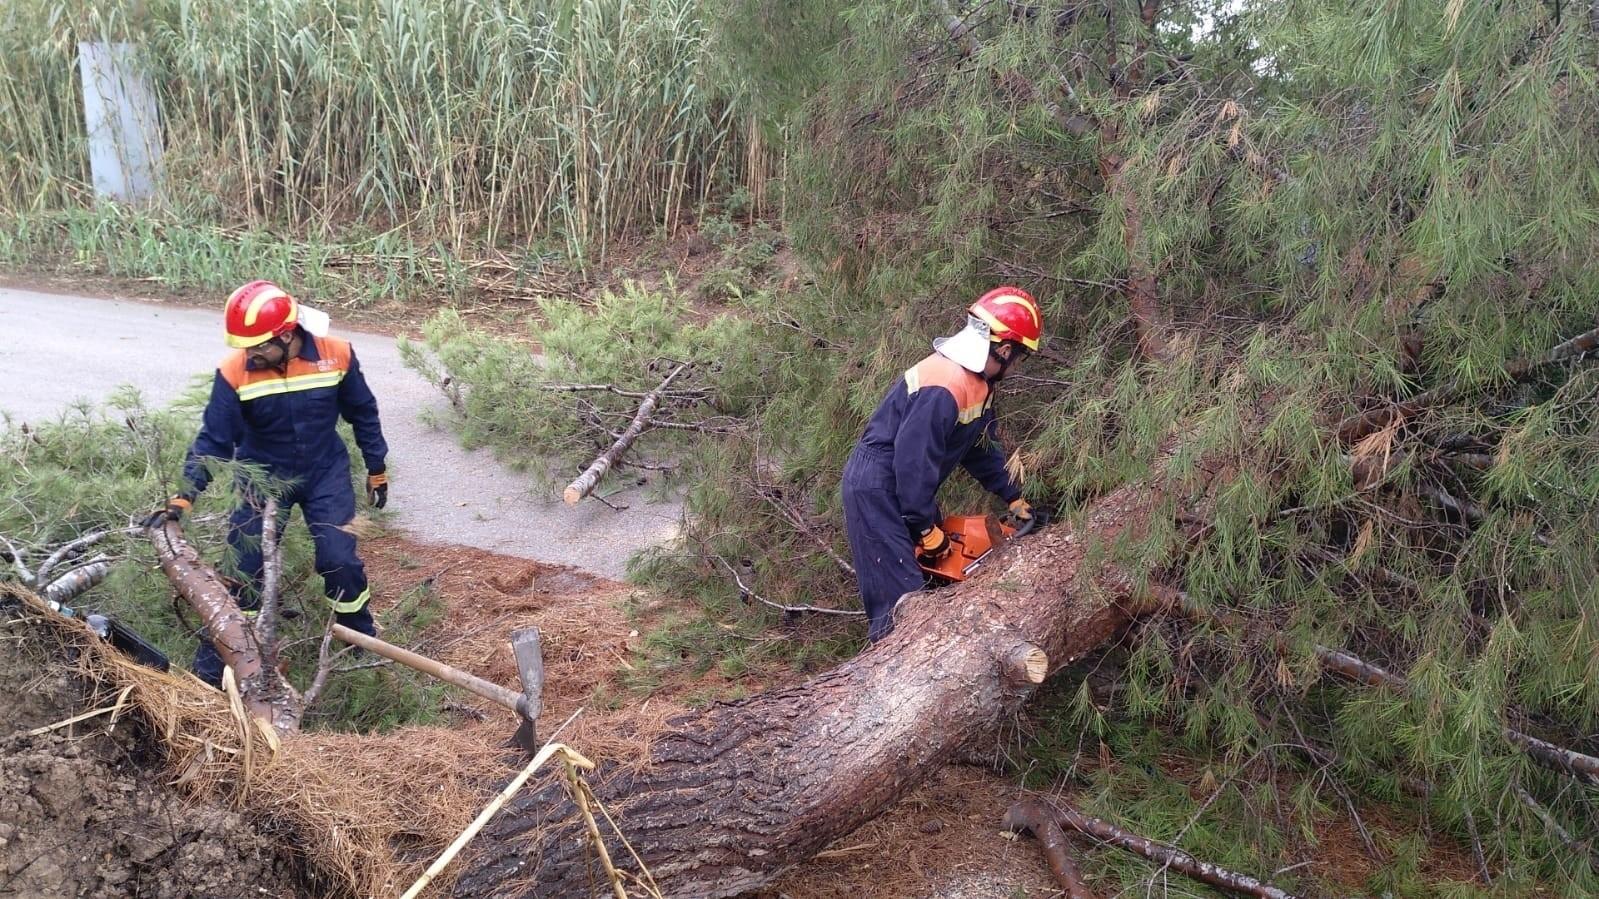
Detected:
[
  {"left": 46, "top": 597, "right": 171, "bottom": 672},
  {"left": 918, "top": 509, "right": 1043, "bottom": 585}
]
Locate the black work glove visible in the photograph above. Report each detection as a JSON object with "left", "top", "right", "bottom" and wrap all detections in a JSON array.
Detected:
[
  {"left": 366, "top": 472, "right": 389, "bottom": 509},
  {"left": 142, "top": 494, "right": 193, "bottom": 529}
]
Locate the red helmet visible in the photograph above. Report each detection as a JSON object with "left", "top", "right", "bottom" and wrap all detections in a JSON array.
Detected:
[
  {"left": 969, "top": 286, "right": 1043, "bottom": 351},
  {"left": 223, "top": 280, "right": 299, "bottom": 348}
]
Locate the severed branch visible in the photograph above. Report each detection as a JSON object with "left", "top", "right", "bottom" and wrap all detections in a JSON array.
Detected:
[
  {"left": 148, "top": 519, "right": 303, "bottom": 732},
  {"left": 1003, "top": 795, "right": 1304, "bottom": 899},
  {"left": 564, "top": 362, "right": 690, "bottom": 504},
  {"left": 1003, "top": 799, "right": 1101, "bottom": 899},
  {"left": 42, "top": 555, "right": 114, "bottom": 604},
  {"left": 255, "top": 498, "right": 284, "bottom": 674}
]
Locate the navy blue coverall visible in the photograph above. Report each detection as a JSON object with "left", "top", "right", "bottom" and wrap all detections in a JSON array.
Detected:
[
  {"left": 181, "top": 327, "right": 388, "bottom": 686},
  {"left": 843, "top": 352, "right": 1021, "bottom": 640}
]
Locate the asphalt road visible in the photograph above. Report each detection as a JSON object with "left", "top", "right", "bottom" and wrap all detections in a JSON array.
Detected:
[{"left": 0, "top": 285, "right": 681, "bottom": 580}]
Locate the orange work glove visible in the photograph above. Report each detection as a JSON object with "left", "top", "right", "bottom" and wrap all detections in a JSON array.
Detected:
[
  {"left": 1007, "top": 497, "right": 1033, "bottom": 521},
  {"left": 366, "top": 472, "right": 389, "bottom": 509}
]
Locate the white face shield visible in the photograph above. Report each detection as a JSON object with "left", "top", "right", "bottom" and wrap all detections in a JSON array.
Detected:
[
  {"left": 296, "top": 304, "right": 331, "bottom": 338},
  {"left": 932, "top": 314, "right": 993, "bottom": 373}
]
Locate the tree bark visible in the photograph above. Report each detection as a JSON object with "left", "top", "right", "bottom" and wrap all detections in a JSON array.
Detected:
[
  {"left": 1003, "top": 799, "right": 1101, "bottom": 899},
  {"left": 454, "top": 481, "right": 1162, "bottom": 898},
  {"left": 1006, "top": 795, "right": 1304, "bottom": 899},
  {"left": 148, "top": 520, "right": 303, "bottom": 732}
]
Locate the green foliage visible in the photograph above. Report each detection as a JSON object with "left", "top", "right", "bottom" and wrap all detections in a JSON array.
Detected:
[
  {"left": 0, "top": 396, "right": 446, "bottom": 733},
  {"left": 1, "top": 0, "right": 769, "bottom": 265},
  {"left": 402, "top": 281, "right": 770, "bottom": 482},
  {"left": 0, "top": 204, "right": 490, "bottom": 306}
]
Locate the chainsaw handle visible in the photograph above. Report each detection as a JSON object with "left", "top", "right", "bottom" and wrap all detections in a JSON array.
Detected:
[{"left": 1002, "top": 509, "right": 1045, "bottom": 538}]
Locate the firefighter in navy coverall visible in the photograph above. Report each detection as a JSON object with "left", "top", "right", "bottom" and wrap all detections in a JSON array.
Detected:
[
  {"left": 842, "top": 287, "right": 1042, "bottom": 641},
  {"left": 147, "top": 280, "right": 391, "bottom": 687}
]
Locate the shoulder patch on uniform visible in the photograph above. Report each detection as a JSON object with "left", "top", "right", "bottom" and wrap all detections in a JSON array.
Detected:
[
  {"left": 312, "top": 337, "right": 352, "bottom": 373},
  {"left": 905, "top": 353, "right": 990, "bottom": 424}
]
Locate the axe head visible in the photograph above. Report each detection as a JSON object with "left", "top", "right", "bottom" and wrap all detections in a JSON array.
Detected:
[{"left": 505, "top": 627, "right": 545, "bottom": 758}]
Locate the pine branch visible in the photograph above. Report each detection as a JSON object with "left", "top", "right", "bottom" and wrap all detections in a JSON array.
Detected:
[
  {"left": 1141, "top": 591, "right": 1599, "bottom": 786},
  {"left": 35, "top": 527, "right": 133, "bottom": 585},
  {"left": 255, "top": 498, "right": 284, "bottom": 674},
  {"left": 1338, "top": 321, "right": 1599, "bottom": 443},
  {"left": 564, "top": 362, "right": 690, "bottom": 504}
]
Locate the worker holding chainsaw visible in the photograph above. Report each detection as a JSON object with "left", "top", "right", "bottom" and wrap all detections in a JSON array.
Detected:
[
  {"left": 842, "top": 287, "right": 1041, "bottom": 641},
  {"left": 146, "top": 280, "right": 390, "bottom": 687}
]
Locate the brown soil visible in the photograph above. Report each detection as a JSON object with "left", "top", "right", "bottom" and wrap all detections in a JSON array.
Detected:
[{"left": 0, "top": 607, "right": 301, "bottom": 899}]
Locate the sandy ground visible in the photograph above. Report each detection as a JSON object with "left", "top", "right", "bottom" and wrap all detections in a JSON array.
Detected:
[{"left": 0, "top": 284, "right": 681, "bottom": 580}]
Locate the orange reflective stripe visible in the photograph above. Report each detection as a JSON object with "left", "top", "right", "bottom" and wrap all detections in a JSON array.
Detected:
[
  {"left": 905, "top": 353, "right": 990, "bottom": 423},
  {"left": 218, "top": 352, "right": 250, "bottom": 389}
]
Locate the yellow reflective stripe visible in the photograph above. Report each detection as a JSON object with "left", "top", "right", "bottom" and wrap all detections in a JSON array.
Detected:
[
  {"left": 242, "top": 288, "right": 292, "bottom": 327},
  {"left": 904, "top": 367, "right": 920, "bottom": 395},
  {"left": 972, "top": 306, "right": 1040, "bottom": 350},
  {"left": 329, "top": 587, "right": 370, "bottom": 615},
  {"left": 957, "top": 403, "right": 985, "bottom": 425},
  {"left": 235, "top": 371, "right": 344, "bottom": 402}
]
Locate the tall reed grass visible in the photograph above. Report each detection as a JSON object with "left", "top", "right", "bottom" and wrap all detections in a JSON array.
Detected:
[{"left": 0, "top": 0, "right": 776, "bottom": 261}]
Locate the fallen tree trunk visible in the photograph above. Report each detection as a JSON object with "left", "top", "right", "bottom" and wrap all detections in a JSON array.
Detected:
[
  {"left": 454, "top": 480, "right": 1161, "bottom": 898},
  {"left": 149, "top": 520, "right": 303, "bottom": 732}
]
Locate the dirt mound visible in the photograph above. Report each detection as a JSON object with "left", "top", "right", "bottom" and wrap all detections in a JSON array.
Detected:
[{"left": 0, "top": 607, "right": 301, "bottom": 899}]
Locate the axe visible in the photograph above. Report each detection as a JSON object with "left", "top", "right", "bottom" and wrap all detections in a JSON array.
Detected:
[{"left": 331, "top": 624, "right": 544, "bottom": 755}]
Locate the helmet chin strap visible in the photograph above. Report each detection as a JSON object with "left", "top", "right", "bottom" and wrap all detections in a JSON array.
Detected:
[
  {"left": 986, "top": 341, "right": 1021, "bottom": 383},
  {"left": 262, "top": 332, "right": 295, "bottom": 373}
]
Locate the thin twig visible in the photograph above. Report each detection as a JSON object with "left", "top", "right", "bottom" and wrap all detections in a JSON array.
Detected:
[
  {"left": 714, "top": 555, "right": 864, "bottom": 617},
  {"left": 301, "top": 615, "right": 344, "bottom": 710}
]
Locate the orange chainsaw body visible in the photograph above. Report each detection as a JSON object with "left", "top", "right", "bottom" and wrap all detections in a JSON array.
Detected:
[{"left": 918, "top": 514, "right": 1018, "bottom": 584}]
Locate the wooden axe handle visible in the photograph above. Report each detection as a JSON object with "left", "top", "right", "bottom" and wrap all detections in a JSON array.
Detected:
[{"left": 331, "top": 624, "right": 533, "bottom": 717}]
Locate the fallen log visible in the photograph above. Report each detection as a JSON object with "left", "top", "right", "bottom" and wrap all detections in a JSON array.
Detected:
[
  {"left": 454, "top": 478, "right": 1162, "bottom": 898},
  {"left": 563, "top": 362, "right": 689, "bottom": 504},
  {"left": 1003, "top": 796, "right": 1305, "bottom": 899},
  {"left": 148, "top": 519, "right": 303, "bottom": 732}
]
